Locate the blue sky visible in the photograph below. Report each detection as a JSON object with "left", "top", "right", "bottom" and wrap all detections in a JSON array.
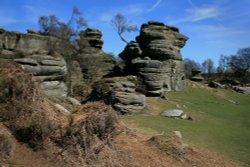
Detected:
[{"left": 1, "top": 0, "right": 250, "bottom": 65}]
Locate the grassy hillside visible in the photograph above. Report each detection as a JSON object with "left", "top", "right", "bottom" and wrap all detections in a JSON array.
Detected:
[{"left": 122, "top": 82, "right": 250, "bottom": 165}]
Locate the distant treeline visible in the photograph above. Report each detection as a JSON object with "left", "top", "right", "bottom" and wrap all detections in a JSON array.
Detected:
[{"left": 184, "top": 47, "right": 250, "bottom": 83}]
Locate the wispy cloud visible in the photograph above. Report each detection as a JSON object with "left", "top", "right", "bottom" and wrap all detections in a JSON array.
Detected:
[
  {"left": 196, "top": 25, "right": 248, "bottom": 38},
  {"left": 187, "top": 0, "right": 196, "bottom": 8},
  {"left": 187, "top": 6, "right": 220, "bottom": 22},
  {"left": 97, "top": 0, "right": 163, "bottom": 24},
  {"left": 169, "top": 6, "right": 220, "bottom": 24},
  {"left": 148, "top": 0, "right": 162, "bottom": 12},
  {"left": 22, "top": 5, "right": 55, "bottom": 23},
  {"left": 123, "top": 5, "right": 144, "bottom": 15},
  {"left": 0, "top": 17, "right": 19, "bottom": 26},
  {"left": 96, "top": 4, "right": 144, "bottom": 24},
  {"left": 0, "top": 7, "right": 20, "bottom": 26},
  {"left": 184, "top": 24, "right": 250, "bottom": 49},
  {"left": 99, "top": 13, "right": 113, "bottom": 22}
]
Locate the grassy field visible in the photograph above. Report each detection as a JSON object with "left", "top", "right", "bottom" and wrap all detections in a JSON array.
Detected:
[{"left": 122, "top": 82, "right": 250, "bottom": 165}]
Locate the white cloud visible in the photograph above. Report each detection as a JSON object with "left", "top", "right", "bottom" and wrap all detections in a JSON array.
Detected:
[
  {"left": 121, "top": 5, "right": 144, "bottom": 16},
  {"left": 0, "top": 17, "right": 19, "bottom": 25},
  {"left": 196, "top": 25, "right": 248, "bottom": 39},
  {"left": 96, "top": 4, "right": 144, "bottom": 24},
  {"left": 169, "top": 6, "right": 220, "bottom": 24},
  {"left": 96, "top": 0, "right": 164, "bottom": 23},
  {"left": 148, "top": 0, "right": 162, "bottom": 12},
  {"left": 183, "top": 24, "right": 250, "bottom": 49},
  {"left": 22, "top": 5, "right": 55, "bottom": 23},
  {"left": 99, "top": 13, "right": 113, "bottom": 22},
  {"left": 187, "top": 7, "right": 220, "bottom": 22},
  {"left": 0, "top": 7, "right": 20, "bottom": 26}
]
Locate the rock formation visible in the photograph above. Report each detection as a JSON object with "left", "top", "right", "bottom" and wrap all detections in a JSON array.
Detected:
[
  {"left": 91, "top": 77, "right": 146, "bottom": 114},
  {"left": 119, "top": 21, "right": 188, "bottom": 96},
  {"left": 74, "top": 28, "right": 115, "bottom": 97},
  {"left": 0, "top": 22, "right": 188, "bottom": 113},
  {"left": 232, "top": 86, "right": 250, "bottom": 95},
  {"left": 191, "top": 68, "right": 204, "bottom": 82},
  {"left": 0, "top": 28, "right": 116, "bottom": 98},
  {"left": 0, "top": 29, "right": 67, "bottom": 96},
  {"left": 82, "top": 28, "right": 103, "bottom": 49},
  {"left": 78, "top": 28, "right": 115, "bottom": 77}
]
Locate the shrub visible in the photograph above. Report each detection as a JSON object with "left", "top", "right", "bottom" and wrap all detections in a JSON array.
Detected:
[
  {"left": 85, "top": 108, "right": 118, "bottom": 140},
  {"left": 11, "top": 113, "right": 54, "bottom": 150},
  {"left": 0, "top": 132, "right": 15, "bottom": 161},
  {"left": 72, "top": 82, "right": 89, "bottom": 97},
  {"left": 0, "top": 61, "right": 41, "bottom": 121},
  {"left": 55, "top": 102, "right": 120, "bottom": 164},
  {"left": 0, "top": 61, "right": 55, "bottom": 150}
]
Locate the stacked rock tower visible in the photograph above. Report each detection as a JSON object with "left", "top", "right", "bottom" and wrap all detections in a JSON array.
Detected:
[{"left": 120, "top": 21, "right": 189, "bottom": 96}]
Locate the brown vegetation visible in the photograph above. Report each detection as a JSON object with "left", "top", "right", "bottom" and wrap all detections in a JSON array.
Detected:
[
  {"left": 0, "top": 61, "right": 242, "bottom": 167},
  {"left": 0, "top": 61, "right": 61, "bottom": 150},
  {"left": 0, "top": 128, "right": 15, "bottom": 165}
]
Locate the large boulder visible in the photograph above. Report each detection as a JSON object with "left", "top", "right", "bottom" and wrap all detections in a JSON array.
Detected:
[
  {"left": 119, "top": 21, "right": 188, "bottom": 96},
  {"left": 208, "top": 81, "right": 224, "bottom": 88},
  {"left": 161, "top": 109, "right": 189, "bottom": 120},
  {"left": 232, "top": 86, "right": 250, "bottom": 95},
  {"left": 91, "top": 77, "right": 146, "bottom": 114}
]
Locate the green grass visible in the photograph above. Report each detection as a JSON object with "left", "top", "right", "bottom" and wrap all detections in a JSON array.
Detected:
[{"left": 122, "top": 82, "right": 250, "bottom": 165}]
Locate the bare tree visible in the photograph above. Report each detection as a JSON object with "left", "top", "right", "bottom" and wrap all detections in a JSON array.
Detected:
[
  {"left": 38, "top": 7, "right": 88, "bottom": 95},
  {"left": 39, "top": 7, "right": 87, "bottom": 41},
  {"left": 202, "top": 58, "right": 215, "bottom": 76},
  {"left": 217, "top": 55, "right": 230, "bottom": 74},
  {"left": 183, "top": 58, "right": 201, "bottom": 78},
  {"left": 110, "top": 13, "right": 138, "bottom": 44},
  {"left": 228, "top": 47, "right": 250, "bottom": 82},
  {"left": 216, "top": 47, "right": 250, "bottom": 83}
]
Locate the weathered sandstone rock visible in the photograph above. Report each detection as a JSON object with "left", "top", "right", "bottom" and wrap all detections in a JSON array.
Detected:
[
  {"left": 120, "top": 21, "right": 188, "bottom": 96},
  {"left": 91, "top": 77, "right": 146, "bottom": 113},
  {"left": 0, "top": 30, "right": 67, "bottom": 96}
]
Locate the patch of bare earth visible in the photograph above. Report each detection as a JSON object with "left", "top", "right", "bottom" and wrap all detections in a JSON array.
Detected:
[{"left": 117, "top": 122, "right": 241, "bottom": 167}]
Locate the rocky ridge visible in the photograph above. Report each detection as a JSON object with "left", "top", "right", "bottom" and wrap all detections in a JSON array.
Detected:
[
  {"left": 0, "top": 29, "right": 67, "bottom": 96},
  {"left": 0, "top": 22, "right": 188, "bottom": 113}
]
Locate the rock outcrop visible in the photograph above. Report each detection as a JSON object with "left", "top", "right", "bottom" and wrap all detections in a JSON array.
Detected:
[
  {"left": 74, "top": 28, "right": 115, "bottom": 97},
  {"left": 120, "top": 21, "right": 188, "bottom": 96},
  {"left": 82, "top": 28, "right": 104, "bottom": 49},
  {"left": 0, "top": 28, "right": 116, "bottom": 98},
  {"left": 91, "top": 77, "right": 146, "bottom": 114},
  {"left": 208, "top": 81, "right": 224, "bottom": 88},
  {"left": 0, "top": 29, "right": 67, "bottom": 96},
  {"left": 191, "top": 68, "right": 204, "bottom": 82},
  {"left": 232, "top": 86, "right": 250, "bottom": 95}
]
